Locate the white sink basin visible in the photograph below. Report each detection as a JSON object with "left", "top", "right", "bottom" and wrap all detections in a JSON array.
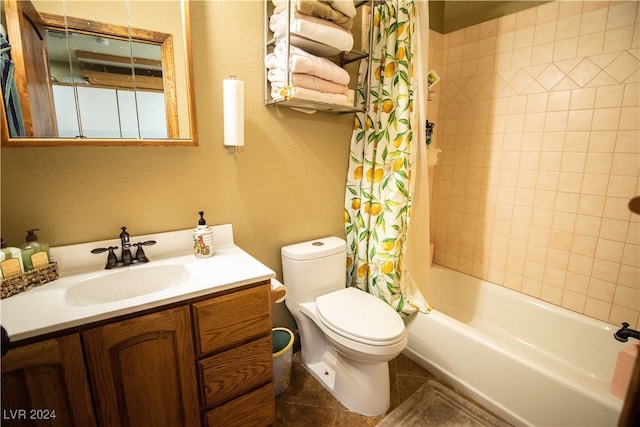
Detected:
[{"left": 65, "top": 264, "right": 189, "bottom": 306}]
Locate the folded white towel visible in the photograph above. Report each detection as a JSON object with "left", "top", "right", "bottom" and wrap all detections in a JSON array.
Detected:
[
  {"left": 270, "top": 9, "right": 354, "bottom": 53},
  {"left": 325, "top": 0, "right": 357, "bottom": 18},
  {"left": 266, "top": 42, "right": 350, "bottom": 86},
  {"left": 272, "top": 0, "right": 354, "bottom": 30},
  {"left": 268, "top": 70, "right": 349, "bottom": 95},
  {"left": 270, "top": 84, "right": 351, "bottom": 106}
]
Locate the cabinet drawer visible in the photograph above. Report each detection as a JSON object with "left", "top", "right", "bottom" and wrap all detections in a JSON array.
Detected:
[
  {"left": 204, "top": 382, "right": 274, "bottom": 427},
  {"left": 198, "top": 335, "right": 272, "bottom": 408},
  {"left": 193, "top": 283, "right": 271, "bottom": 355}
]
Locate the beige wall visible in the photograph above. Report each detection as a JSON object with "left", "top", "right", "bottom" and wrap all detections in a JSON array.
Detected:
[
  {"left": 1, "top": 1, "right": 352, "bottom": 321},
  {"left": 430, "top": 1, "right": 640, "bottom": 328}
]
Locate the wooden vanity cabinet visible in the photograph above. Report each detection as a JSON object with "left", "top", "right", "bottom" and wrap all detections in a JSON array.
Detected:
[
  {"left": 82, "top": 306, "right": 200, "bottom": 427},
  {"left": 1, "top": 334, "right": 97, "bottom": 426},
  {"left": 1, "top": 281, "right": 276, "bottom": 427}
]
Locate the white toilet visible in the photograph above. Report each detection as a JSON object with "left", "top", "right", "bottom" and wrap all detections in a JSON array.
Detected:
[{"left": 281, "top": 236, "right": 407, "bottom": 416}]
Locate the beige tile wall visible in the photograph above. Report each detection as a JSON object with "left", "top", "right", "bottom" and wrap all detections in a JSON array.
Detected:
[{"left": 428, "top": 1, "right": 640, "bottom": 328}]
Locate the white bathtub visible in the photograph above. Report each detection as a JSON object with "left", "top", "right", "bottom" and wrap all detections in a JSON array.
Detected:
[{"left": 403, "top": 264, "right": 626, "bottom": 427}]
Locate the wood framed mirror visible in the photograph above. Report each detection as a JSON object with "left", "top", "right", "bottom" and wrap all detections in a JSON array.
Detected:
[{"left": 1, "top": 0, "right": 197, "bottom": 146}]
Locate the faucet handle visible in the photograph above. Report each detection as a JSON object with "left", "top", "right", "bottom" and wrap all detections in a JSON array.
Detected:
[
  {"left": 91, "top": 246, "right": 119, "bottom": 269},
  {"left": 91, "top": 246, "right": 119, "bottom": 254},
  {"left": 133, "top": 240, "right": 156, "bottom": 263}
]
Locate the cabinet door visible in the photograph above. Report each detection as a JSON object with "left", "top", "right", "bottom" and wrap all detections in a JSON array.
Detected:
[
  {"left": 1, "top": 334, "right": 96, "bottom": 427},
  {"left": 83, "top": 306, "right": 199, "bottom": 427}
]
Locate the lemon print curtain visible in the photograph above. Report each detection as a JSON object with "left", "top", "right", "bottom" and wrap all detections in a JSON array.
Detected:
[{"left": 344, "top": 0, "right": 429, "bottom": 316}]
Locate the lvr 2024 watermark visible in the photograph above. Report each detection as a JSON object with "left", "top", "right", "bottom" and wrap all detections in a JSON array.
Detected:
[{"left": 3, "top": 409, "right": 57, "bottom": 420}]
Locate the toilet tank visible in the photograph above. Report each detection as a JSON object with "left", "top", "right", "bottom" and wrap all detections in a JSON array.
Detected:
[{"left": 281, "top": 236, "right": 347, "bottom": 305}]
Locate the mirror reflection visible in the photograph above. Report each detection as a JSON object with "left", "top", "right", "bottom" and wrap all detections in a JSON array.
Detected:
[
  {"left": 1, "top": 0, "right": 197, "bottom": 145},
  {"left": 46, "top": 18, "right": 171, "bottom": 139}
]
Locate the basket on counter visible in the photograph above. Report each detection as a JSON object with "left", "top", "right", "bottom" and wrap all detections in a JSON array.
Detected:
[{"left": 1, "top": 262, "right": 59, "bottom": 299}]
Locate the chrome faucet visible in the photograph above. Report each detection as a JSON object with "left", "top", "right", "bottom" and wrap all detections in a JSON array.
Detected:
[
  {"left": 91, "top": 227, "right": 156, "bottom": 269},
  {"left": 614, "top": 322, "right": 640, "bottom": 342}
]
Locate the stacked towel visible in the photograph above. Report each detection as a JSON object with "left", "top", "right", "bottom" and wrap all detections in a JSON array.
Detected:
[
  {"left": 272, "top": 0, "right": 354, "bottom": 30},
  {"left": 270, "top": 85, "right": 350, "bottom": 106},
  {"left": 266, "top": 42, "right": 351, "bottom": 106},
  {"left": 267, "top": 0, "right": 357, "bottom": 108},
  {"left": 268, "top": 70, "right": 348, "bottom": 95},
  {"left": 324, "top": 0, "right": 357, "bottom": 18},
  {"left": 269, "top": 9, "right": 354, "bottom": 53},
  {"left": 267, "top": 43, "right": 350, "bottom": 85}
]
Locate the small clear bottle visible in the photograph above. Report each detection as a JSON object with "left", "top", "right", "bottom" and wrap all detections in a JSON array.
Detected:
[{"left": 20, "top": 229, "right": 51, "bottom": 271}]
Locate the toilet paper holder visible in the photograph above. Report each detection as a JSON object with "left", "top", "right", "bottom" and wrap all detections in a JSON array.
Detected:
[{"left": 270, "top": 278, "right": 287, "bottom": 304}]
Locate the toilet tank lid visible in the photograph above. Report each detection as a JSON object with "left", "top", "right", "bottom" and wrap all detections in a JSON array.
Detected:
[{"left": 281, "top": 236, "right": 346, "bottom": 261}]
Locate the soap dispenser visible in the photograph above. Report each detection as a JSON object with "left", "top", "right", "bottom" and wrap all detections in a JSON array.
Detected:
[
  {"left": 0, "top": 237, "right": 25, "bottom": 278},
  {"left": 20, "top": 229, "right": 51, "bottom": 271},
  {"left": 193, "top": 211, "right": 214, "bottom": 258}
]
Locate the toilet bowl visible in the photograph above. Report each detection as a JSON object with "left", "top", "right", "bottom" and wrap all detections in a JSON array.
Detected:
[{"left": 282, "top": 237, "right": 407, "bottom": 416}]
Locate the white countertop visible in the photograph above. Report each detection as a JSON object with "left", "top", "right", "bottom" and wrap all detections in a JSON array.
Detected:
[{"left": 1, "top": 224, "right": 276, "bottom": 342}]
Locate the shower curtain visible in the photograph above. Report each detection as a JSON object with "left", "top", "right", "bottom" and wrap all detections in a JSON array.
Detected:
[{"left": 344, "top": 0, "right": 430, "bottom": 316}]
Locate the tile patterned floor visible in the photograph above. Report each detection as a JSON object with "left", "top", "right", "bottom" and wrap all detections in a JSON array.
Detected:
[{"left": 275, "top": 351, "right": 511, "bottom": 426}]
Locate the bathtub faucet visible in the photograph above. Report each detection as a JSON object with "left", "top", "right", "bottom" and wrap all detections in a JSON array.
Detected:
[{"left": 614, "top": 322, "right": 640, "bottom": 342}]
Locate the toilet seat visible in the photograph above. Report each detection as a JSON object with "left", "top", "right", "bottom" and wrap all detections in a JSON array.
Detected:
[{"left": 316, "top": 287, "right": 405, "bottom": 346}]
